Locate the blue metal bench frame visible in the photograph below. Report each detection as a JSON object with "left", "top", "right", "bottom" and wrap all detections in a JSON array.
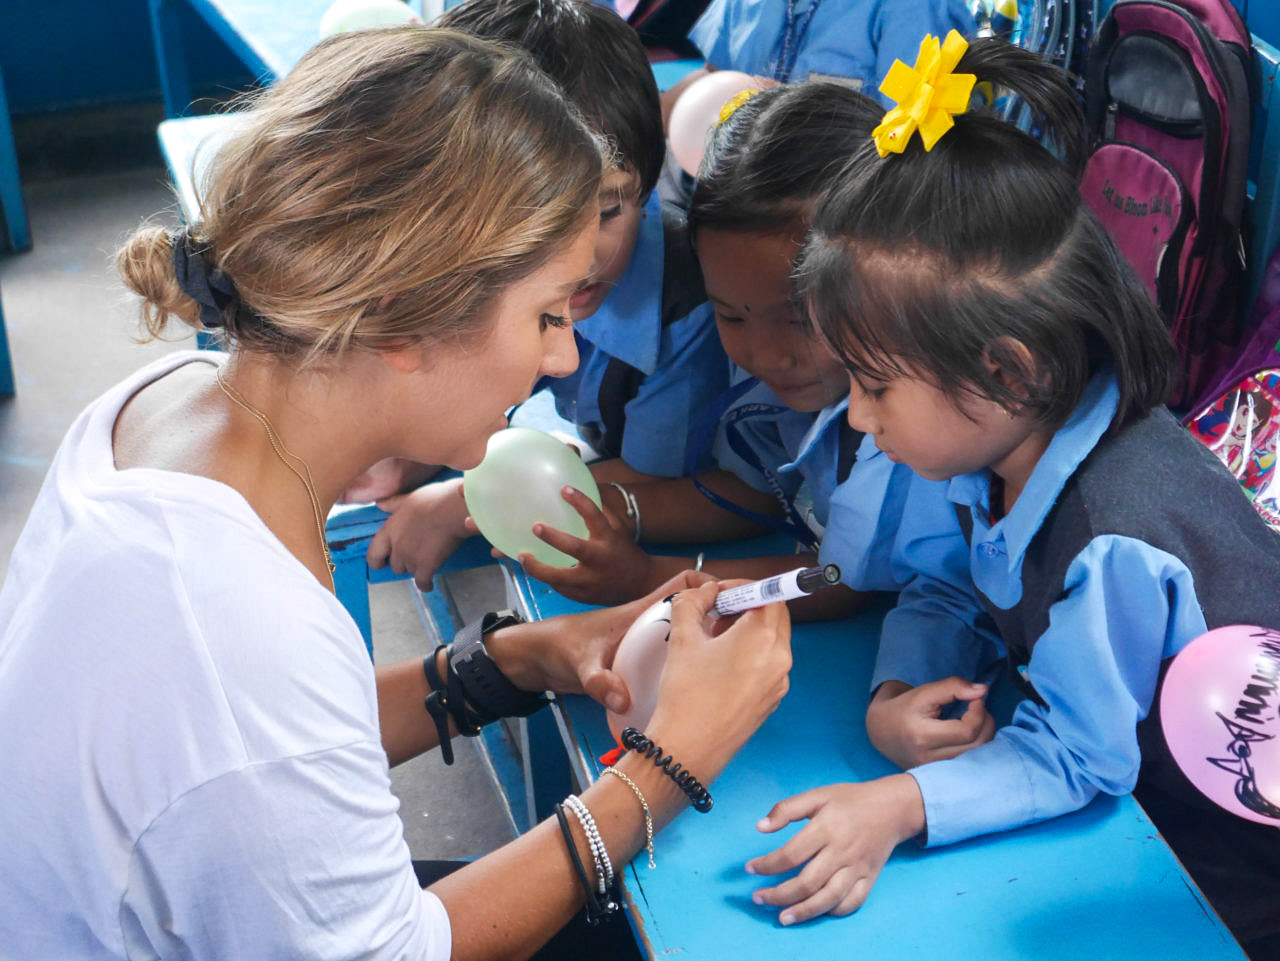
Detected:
[{"left": 0, "top": 279, "right": 13, "bottom": 397}]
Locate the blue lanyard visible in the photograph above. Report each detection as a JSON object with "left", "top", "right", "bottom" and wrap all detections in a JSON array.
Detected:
[
  {"left": 772, "top": 0, "right": 823, "bottom": 82},
  {"left": 686, "top": 377, "right": 822, "bottom": 550}
]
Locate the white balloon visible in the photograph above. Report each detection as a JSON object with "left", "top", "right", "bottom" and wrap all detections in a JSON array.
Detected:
[
  {"left": 319, "top": 0, "right": 420, "bottom": 38},
  {"left": 667, "top": 70, "right": 765, "bottom": 177},
  {"left": 607, "top": 597, "right": 675, "bottom": 741}
]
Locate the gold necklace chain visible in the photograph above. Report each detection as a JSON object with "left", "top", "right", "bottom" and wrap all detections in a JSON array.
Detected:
[{"left": 215, "top": 368, "right": 336, "bottom": 590}]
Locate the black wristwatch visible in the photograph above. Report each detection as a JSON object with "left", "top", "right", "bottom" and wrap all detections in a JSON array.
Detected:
[
  {"left": 448, "top": 609, "right": 549, "bottom": 729},
  {"left": 424, "top": 609, "right": 551, "bottom": 764}
]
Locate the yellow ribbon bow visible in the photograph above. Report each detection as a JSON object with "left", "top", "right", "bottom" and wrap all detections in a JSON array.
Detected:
[
  {"left": 718, "top": 88, "right": 759, "bottom": 127},
  {"left": 872, "top": 30, "right": 976, "bottom": 158}
]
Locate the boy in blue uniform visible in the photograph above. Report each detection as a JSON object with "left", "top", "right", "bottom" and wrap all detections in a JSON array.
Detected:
[
  {"left": 365, "top": 0, "right": 728, "bottom": 586},
  {"left": 439, "top": 0, "right": 727, "bottom": 482},
  {"left": 744, "top": 33, "right": 1280, "bottom": 957}
]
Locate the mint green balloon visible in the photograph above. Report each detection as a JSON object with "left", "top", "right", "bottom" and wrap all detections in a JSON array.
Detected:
[{"left": 463, "top": 428, "right": 602, "bottom": 568}]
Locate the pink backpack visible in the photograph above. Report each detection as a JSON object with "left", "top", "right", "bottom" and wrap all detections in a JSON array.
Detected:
[{"left": 1081, "top": 0, "right": 1255, "bottom": 410}]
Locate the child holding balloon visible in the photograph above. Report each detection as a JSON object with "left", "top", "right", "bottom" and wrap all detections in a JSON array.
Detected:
[
  {"left": 743, "top": 32, "right": 1280, "bottom": 957},
  {"left": 521, "top": 81, "right": 982, "bottom": 637},
  {"left": 362, "top": 0, "right": 730, "bottom": 586}
]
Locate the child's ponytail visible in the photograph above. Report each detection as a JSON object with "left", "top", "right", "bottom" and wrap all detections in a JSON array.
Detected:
[{"left": 955, "top": 37, "right": 1087, "bottom": 177}]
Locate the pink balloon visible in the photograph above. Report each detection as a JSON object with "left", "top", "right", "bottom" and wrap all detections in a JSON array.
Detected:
[
  {"left": 1161, "top": 625, "right": 1280, "bottom": 826},
  {"left": 607, "top": 597, "right": 674, "bottom": 741},
  {"left": 668, "top": 70, "right": 766, "bottom": 177}
]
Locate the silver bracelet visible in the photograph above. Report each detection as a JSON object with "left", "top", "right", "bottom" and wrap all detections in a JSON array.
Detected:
[
  {"left": 606, "top": 482, "right": 643, "bottom": 544},
  {"left": 564, "top": 794, "right": 613, "bottom": 893}
]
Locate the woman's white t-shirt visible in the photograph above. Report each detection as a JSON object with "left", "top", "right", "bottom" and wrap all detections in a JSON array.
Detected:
[{"left": 0, "top": 352, "right": 451, "bottom": 960}]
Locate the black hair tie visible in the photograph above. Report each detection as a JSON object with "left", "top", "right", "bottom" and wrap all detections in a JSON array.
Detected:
[
  {"left": 170, "top": 226, "right": 240, "bottom": 330},
  {"left": 619, "top": 727, "right": 714, "bottom": 813}
]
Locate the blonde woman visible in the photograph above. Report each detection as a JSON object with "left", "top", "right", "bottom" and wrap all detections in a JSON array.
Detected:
[{"left": 0, "top": 29, "right": 791, "bottom": 961}]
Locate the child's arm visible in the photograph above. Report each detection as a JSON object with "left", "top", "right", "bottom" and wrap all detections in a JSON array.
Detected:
[
  {"left": 904, "top": 535, "right": 1184, "bottom": 845},
  {"left": 866, "top": 476, "right": 1004, "bottom": 765},
  {"left": 339, "top": 457, "right": 442, "bottom": 503},
  {"left": 745, "top": 536, "right": 1188, "bottom": 925},
  {"left": 865, "top": 678, "right": 994, "bottom": 769},
  {"left": 490, "top": 473, "right": 779, "bottom": 605},
  {"left": 365, "top": 476, "right": 471, "bottom": 591},
  {"left": 517, "top": 483, "right": 865, "bottom": 619}
]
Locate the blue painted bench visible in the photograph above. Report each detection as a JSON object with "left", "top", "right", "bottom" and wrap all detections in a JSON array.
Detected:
[
  {"left": 0, "top": 60, "right": 28, "bottom": 255},
  {"left": 0, "top": 279, "right": 13, "bottom": 397},
  {"left": 148, "top": 0, "right": 702, "bottom": 116},
  {"left": 508, "top": 563, "right": 1249, "bottom": 961},
  {"left": 1, "top": 59, "right": 28, "bottom": 396}
]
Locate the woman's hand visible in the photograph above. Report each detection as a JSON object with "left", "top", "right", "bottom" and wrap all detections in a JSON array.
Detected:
[
  {"left": 865, "top": 678, "right": 994, "bottom": 770},
  {"left": 484, "top": 570, "right": 718, "bottom": 714},
  {"left": 745, "top": 774, "right": 926, "bottom": 924},
  {"left": 517, "top": 486, "right": 658, "bottom": 605},
  {"left": 643, "top": 580, "right": 793, "bottom": 783},
  {"left": 365, "top": 477, "right": 470, "bottom": 591}
]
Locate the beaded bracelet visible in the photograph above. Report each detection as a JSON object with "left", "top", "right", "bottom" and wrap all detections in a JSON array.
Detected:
[
  {"left": 564, "top": 794, "right": 613, "bottom": 894},
  {"left": 619, "top": 728, "right": 714, "bottom": 813}
]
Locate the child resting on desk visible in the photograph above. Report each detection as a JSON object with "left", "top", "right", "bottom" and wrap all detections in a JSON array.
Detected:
[
  {"left": 360, "top": 0, "right": 729, "bottom": 586},
  {"left": 743, "top": 32, "right": 1280, "bottom": 959},
  {"left": 521, "top": 81, "right": 977, "bottom": 625}
]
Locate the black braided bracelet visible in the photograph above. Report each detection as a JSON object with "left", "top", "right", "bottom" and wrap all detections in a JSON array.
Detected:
[
  {"left": 619, "top": 727, "right": 714, "bottom": 813},
  {"left": 554, "top": 802, "right": 619, "bottom": 924},
  {"left": 422, "top": 646, "right": 456, "bottom": 766}
]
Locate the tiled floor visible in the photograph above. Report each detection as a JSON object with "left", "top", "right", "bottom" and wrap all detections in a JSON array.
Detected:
[{"left": 0, "top": 160, "right": 515, "bottom": 860}]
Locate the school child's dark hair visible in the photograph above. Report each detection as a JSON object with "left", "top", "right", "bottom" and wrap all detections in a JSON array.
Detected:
[
  {"left": 799, "top": 37, "right": 1179, "bottom": 430},
  {"left": 439, "top": 0, "right": 664, "bottom": 200},
  {"left": 687, "top": 82, "right": 882, "bottom": 237}
]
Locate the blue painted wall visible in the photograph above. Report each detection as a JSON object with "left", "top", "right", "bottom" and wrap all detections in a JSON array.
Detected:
[{"left": 0, "top": 1, "right": 251, "bottom": 115}]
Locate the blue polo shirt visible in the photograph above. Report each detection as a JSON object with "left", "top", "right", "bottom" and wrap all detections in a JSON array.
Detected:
[
  {"left": 689, "top": 0, "right": 976, "bottom": 94},
  {"left": 707, "top": 374, "right": 913, "bottom": 590},
  {"left": 540, "top": 191, "right": 728, "bottom": 477}
]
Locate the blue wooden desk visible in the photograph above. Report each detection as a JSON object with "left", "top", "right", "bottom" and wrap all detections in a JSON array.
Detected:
[
  {"left": 149, "top": 0, "right": 336, "bottom": 116},
  {"left": 506, "top": 566, "right": 1247, "bottom": 961}
]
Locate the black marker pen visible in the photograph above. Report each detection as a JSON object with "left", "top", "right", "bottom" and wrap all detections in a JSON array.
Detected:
[{"left": 713, "top": 564, "right": 842, "bottom": 616}]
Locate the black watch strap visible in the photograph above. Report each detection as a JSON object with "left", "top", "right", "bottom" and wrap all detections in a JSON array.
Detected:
[{"left": 449, "top": 609, "right": 549, "bottom": 730}]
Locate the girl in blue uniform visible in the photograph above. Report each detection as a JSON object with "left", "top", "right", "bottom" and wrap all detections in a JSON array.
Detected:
[
  {"left": 745, "top": 33, "right": 1280, "bottom": 958},
  {"left": 523, "top": 82, "right": 956, "bottom": 624}
]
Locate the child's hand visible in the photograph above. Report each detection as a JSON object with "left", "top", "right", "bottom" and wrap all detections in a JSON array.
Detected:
[
  {"left": 365, "top": 477, "right": 469, "bottom": 591},
  {"left": 746, "top": 774, "right": 925, "bottom": 925},
  {"left": 517, "top": 486, "right": 657, "bottom": 605},
  {"left": 865, "top": 678, "right": 994, "bottom": 770},
  {"left": 338, "top": 457, "right": 440, "bottom": 503}
]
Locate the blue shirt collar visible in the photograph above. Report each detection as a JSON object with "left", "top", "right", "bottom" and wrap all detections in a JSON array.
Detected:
[
  {"left": 572, "top": 191, "right": 664, "bottom": 376},
  {"left": 947, "top": 370, "right": 1120, "bottom": 570},
  {"left": 780, "top": 394, "right": 850, "bottom": 474}
]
